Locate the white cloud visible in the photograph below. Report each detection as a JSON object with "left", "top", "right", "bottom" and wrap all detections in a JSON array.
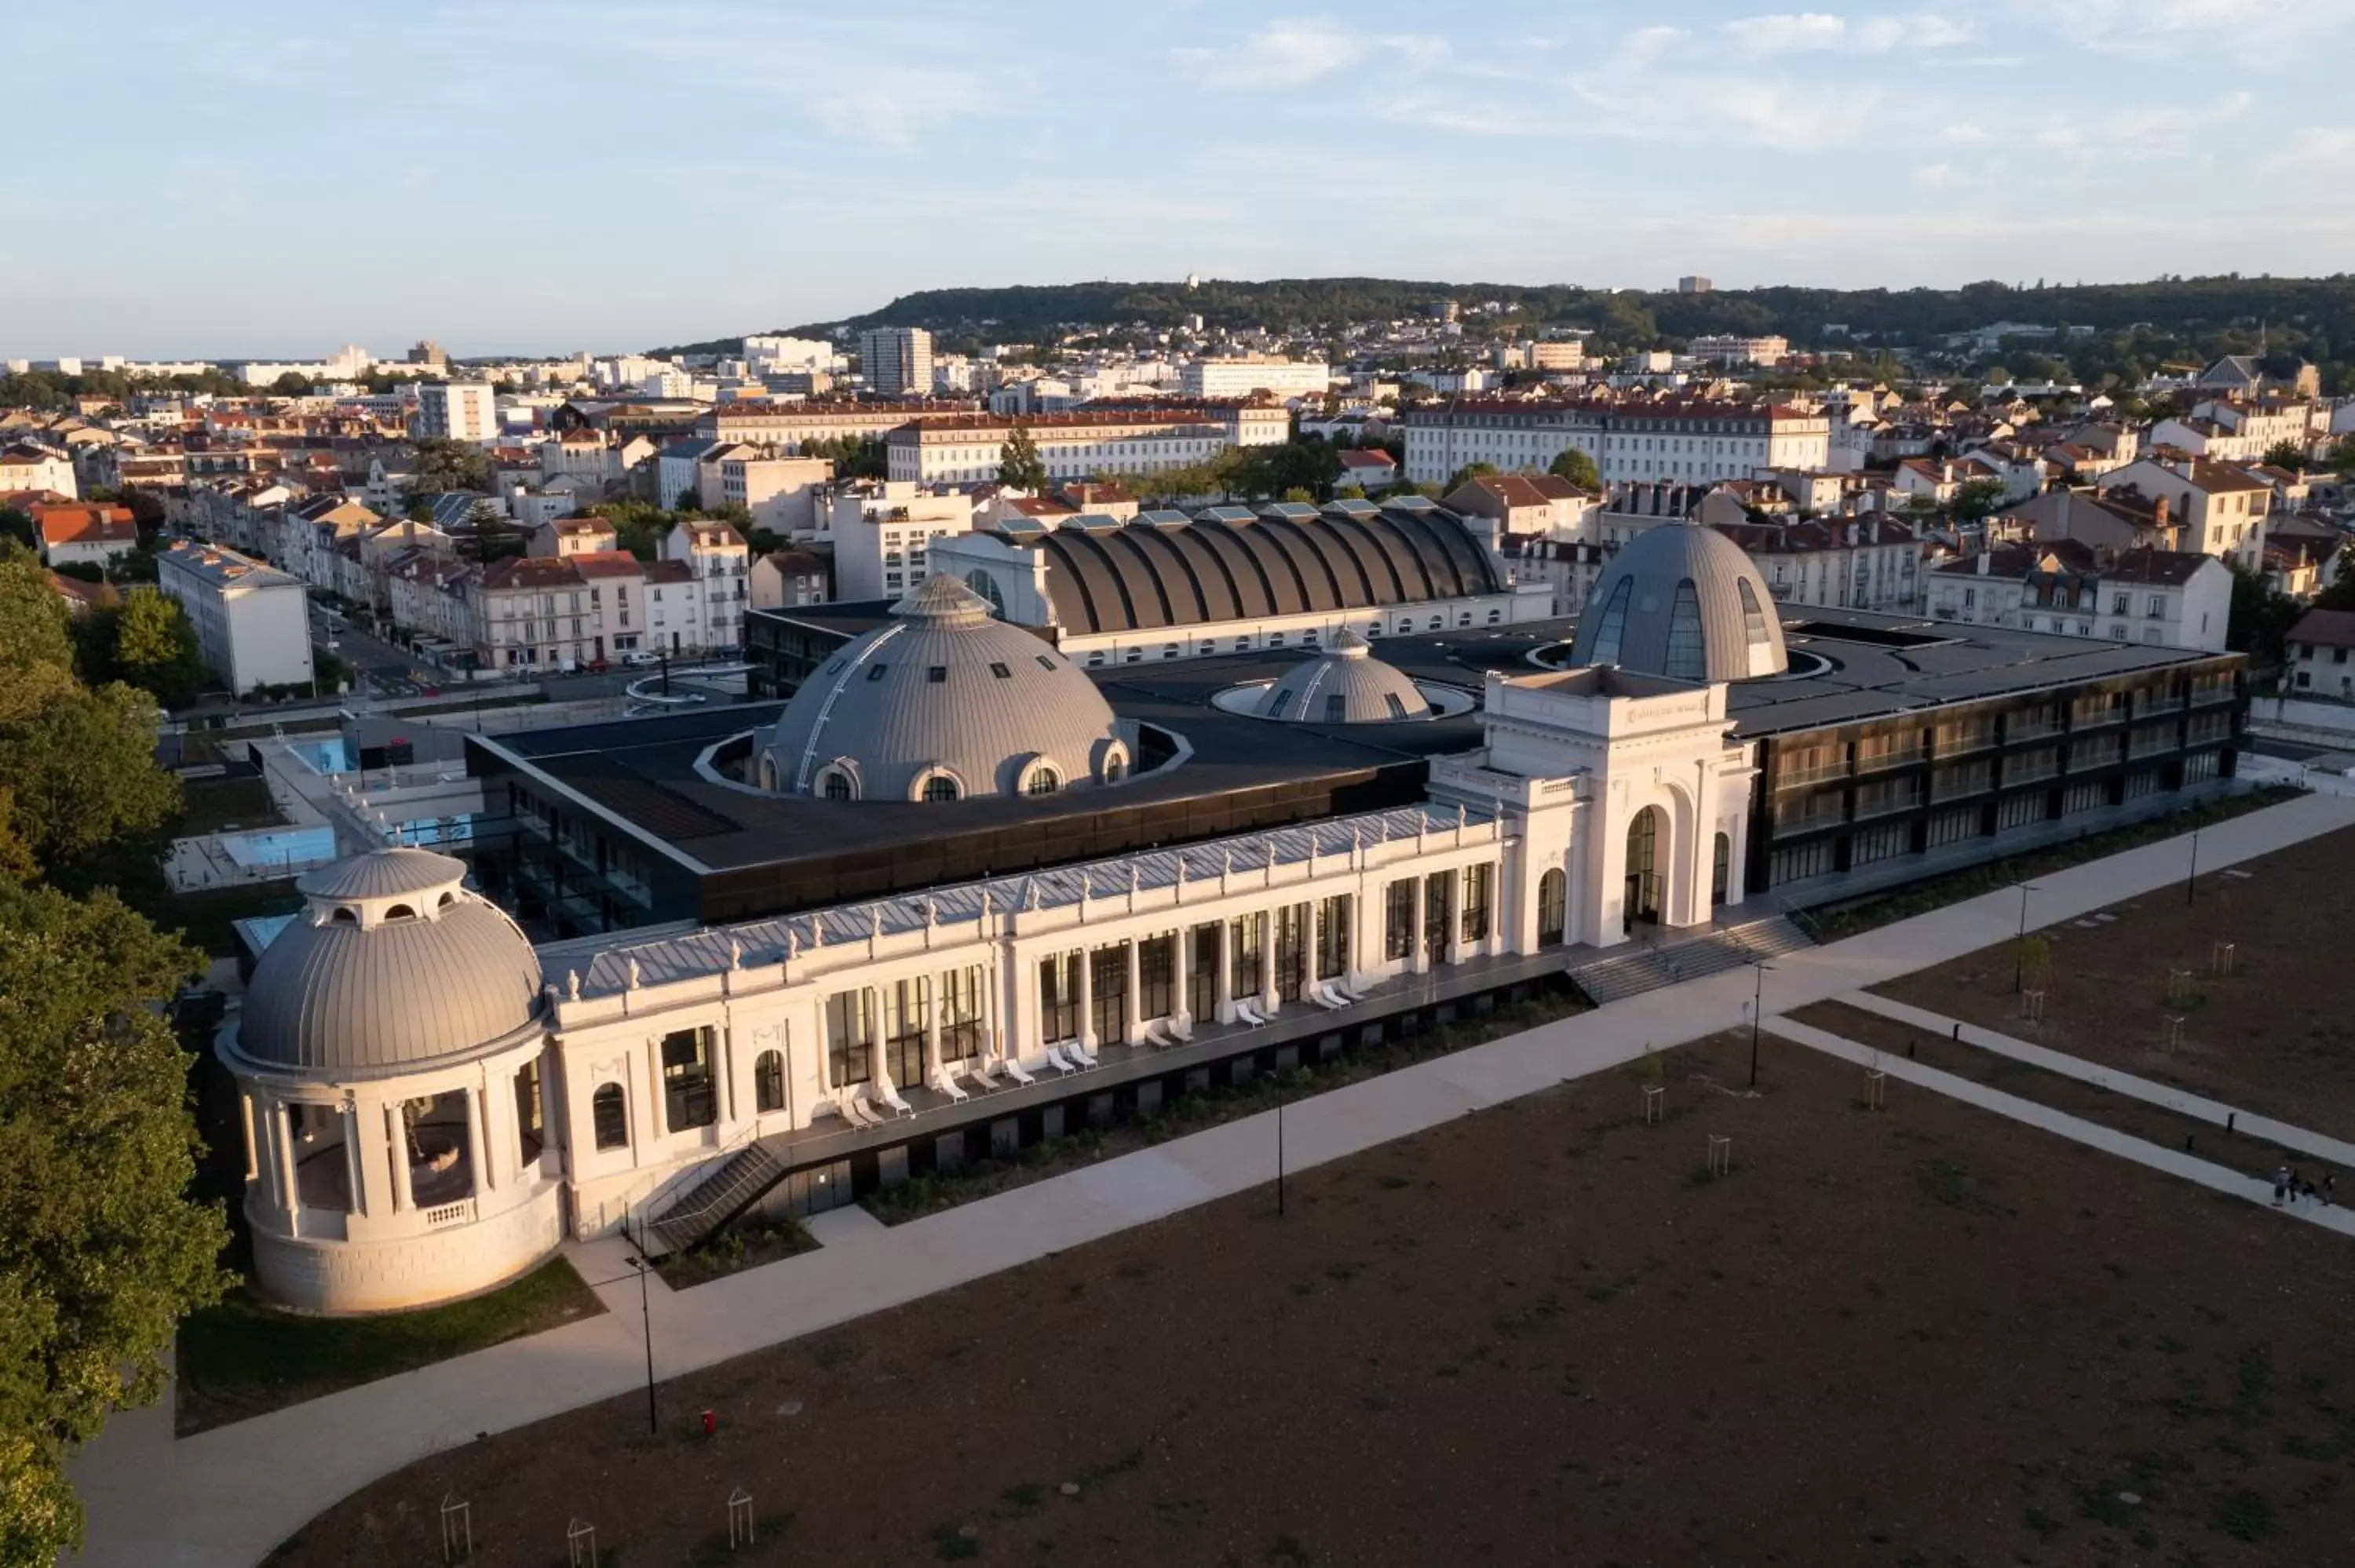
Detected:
[
  {"left": 1727, "top": 12, "right": 1850, "bottom": 50},
  {"left": 1941, "top": 122, "right": 1991, "bottom": 144},
  {"left": 1618, "top": 25, "right": 1688, "bottom": 69},
  {"left": 1175, "top": 16, "right": 1446, "bottom": 89},
  {"left": 2269, "top": 126, "right": 2355, "bottom": 169},
  {"left": 1726, "top": 12, "right": 1973, "bottom": 52},
  {"left": 811, "top": 70, "right": 988, "bottom": 145},
  {"left": 1914, "top": 162, "right": 1958, "bottom": 188}
]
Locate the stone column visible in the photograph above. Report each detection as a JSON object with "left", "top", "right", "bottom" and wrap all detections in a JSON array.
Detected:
[
  {"left": 463, "top": 1087, "right": 489, "bottom": 1199},
  {"left": 1123, "top": 939, "right": 1142, "bottom": 1042},
  {"left": 341, "top": 1101, "right": 367, "bottom": 1217},
  {"left": 388, "top": 1103, "right": 414, "bottom": 1212},
  {"left": 923, "top": 976, "right": 944, "bottom": 1087},
  {"left": 1214, "top": 921, "right": 1234, "bottom": 1019},
  {"left": 1305, "top": 897, "right": 1323, "bottom": 994},
  {"left": 1174, "top": 925, "right": 1194, "bottom": 1027},
  {"left": 1258, "top": 909, "right": 1279, "bottom": 1014},
  {"left": 276, "top": 1099, "right": 301, "bottom": 1238},
  {"left": 1075, "top": 949, "right": 1096, "bottom": 1052},
  {"left": 1408, "top": 877, "right": 1428, "bottom": 975}
]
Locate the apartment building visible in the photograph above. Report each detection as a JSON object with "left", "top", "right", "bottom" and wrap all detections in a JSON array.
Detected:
[
  {"left": 2098, "top": 457, "right": 2271, "bottom": 568},
  {"left": 157, "top": 542, "right": 315, "bottom": 695},
  {"left": 663, "top": 519, "right": 750, "bottom": 654},
  {"left": 0, "top": 442, "right": 77, "bottom": 498},
  {"left": 697, "top": 399, "right": 977, "bottom": 450},
  {"left": 821, "top": 480, "right": 977, "bottom": 600},
  {"left": 2284, "top": 608, "right": 2355, "bottom": 698},
  {"left": 885, "top": 405, "right": 1288, "bottom": 485},
  {"left": 1179, "top": 356, "right": 1332, "bottom": 399},
  {"left": 1400, "top": 399, "right": 1830, "bottom": 488},
  {"left": 1926, "top": 542, "right": 2230, "bottom": 652},
  {"left": 414, "top": 381, "right": 498, "bottom": 444},
  {"left": 857, "top": 327, "right": 933, "bottom": 397},
  {"left": 34, "top": 501, "right": 137, "bottom": 570},
  {"left": 1685, "top": 334, "right": 1789, "bottom": 367},
  {"left": 749, "top": 548, "right": 831, "bottom": 610},
  {"left": 1714, "top": 516, "right": 1922, "bottom": 614},
  {"left": 703, "top": 449, "right": 833, "bottom": 534}
]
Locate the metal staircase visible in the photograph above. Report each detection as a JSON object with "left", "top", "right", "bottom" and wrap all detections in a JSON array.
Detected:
[
  {"left": 1565, "top": 913, "right": 1814, "bottom": 1006},
  {"left": 646, "top": 1140, "right": 787, "bottom": 1256}
]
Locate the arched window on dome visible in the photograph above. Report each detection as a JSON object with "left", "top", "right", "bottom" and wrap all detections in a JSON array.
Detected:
[
  {"left": 1663, "top": 579, "right": 1707, "bottom": 681},
  {"left": 820, "top": 768, "right": 854, "bottom": 802},
  {"left": 330, "top": 906, "right": 358, "bottom": 925},
  {"left": 1586, "top": 577, "right": 1633, "bottom": 665},
  {"left": 759, "top": 756, "right": 780, "bottom": 791},
  {"left": 1265, "top": 687, "right": 1294, "bottom": 720},
  {"left": 922, "top": 774, "right": 960, "bottom": 803},
  {"left": 384, "top": 903, "right": 417, "bottom": 922},
  {"left": 1736, "top": 577, "right": 1773, "bottom": 651},
  {"left": 754, "top": 1050, "right": 786, "bottom": 1113},
  {"left": 438, "top": 891, "right": 456, "bottom": 909},
  {"left": 1024, "top": 765, "right": 1060, "bottom": 797},
  {"left": 1104, "top": 759, "right": 1124, "bottom": 783},
  {"left": 591, "top": 1083, "right": 628, "bottom": 1150}
]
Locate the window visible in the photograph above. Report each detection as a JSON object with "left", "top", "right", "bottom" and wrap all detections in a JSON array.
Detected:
[
  {"left": 990, "top": 662, "right": 1011, "bottom": 678},
  {"left": 1385, "top": 879, "right": 1415, "bottom": 960},
  {"left": 820, "top": 769, "right": 853, "bottom": 801},
  {"left": 1103, "top": 758, "right": 1124, "bottom": 783},
  {"left": 1024, "top": 766, "right": 1059, "bottom": 797},
  {"left": 1035, "top": 655, "right": 1056, "bottom": 670},
  {"left": 1712, "top": 833, "right": 1730, "bottom": 906},
  {"left": 1536, "top": 868, "right": 1566, "bottom": 945},
  {"left": 939, "top": 966, "right": 982, "bottom": 1063},
  {"left": 753, "top": 1049, "right": 785, "bottom": 1113},
  {"left": 1585, "top": 577, "right": 1633, "bottom": 664},
  {"left": 1316, "top": 894, "right": 1352, "bottom": 980},
  {"left": 922, "top": 774, "right": 959, "bottom": 802},
  {"left": 1090, "top": 945, "right": 1129, "bottom": 1041},
  {"left": 882, "top": 977, "right": 928, "bottom": 1088},
  {"left": 1324, "top": 694, "right": 1348, "bottom": 723},
  {"left": 591, "top": 1083, "right": 628, "bottom": 1150},
  {"left": 1460, "top": 863, "right": 1493, "bottom": 943},
  {"left": 1383, "top": 693, "right": 1408, "bottom": 720},
  {"left": 1849, "top": 821, "right": 1911, "bottom": 866},
  {"left": 1231, "top": 910, "right": 1265, "bottom": 998},
  {"left": 927, "top": 665, "right": 947, "bottom": 684},
  {"left": 865, "top": 663, "right": 888, "bottom": 681},
  {"left": 825, "top": 988, "right": 874, "bottom": 1088},
  {"left": 661, "top": 1027, "right": 717, "bottom": 1133},
  {"left": 1265, "top": 688, "right": 1294, "bottom": 719},
  {"left": 1039, "top": 952, "right": 1081, "bottom": 1042},
  {"left": 1138, "top": 935, "right": 1175, "bottom": 1020},
  {"left": 513, "top": 1058, "right": 543, "bottom": 1163}
]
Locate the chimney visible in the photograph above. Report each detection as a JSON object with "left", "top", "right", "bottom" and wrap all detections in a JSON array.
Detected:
[{"left": 1977, "top": 550, "right": 1992, "bottom": 576}]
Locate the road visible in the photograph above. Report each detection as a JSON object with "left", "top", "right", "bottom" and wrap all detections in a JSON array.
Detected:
[{"left": 307, "top": 603, "right": 641, "bottom": 704}]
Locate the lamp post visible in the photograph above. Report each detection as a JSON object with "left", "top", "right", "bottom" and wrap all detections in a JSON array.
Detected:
[
  {"left": 1747, "top": 960, "right": 1773, "bottom": 1089},
  {"left": 1276, "top": 1097, "right": 1286, "bottom": 1218},
  {"left": 628, "top": 1207, "right": 658, "bottom": 1436},
  {"left": 2011, "top": 881, "right": 2039, "bottom": 992},
  {"left": 2185, "top": 822, "right": 2200, "bottom": 906}
]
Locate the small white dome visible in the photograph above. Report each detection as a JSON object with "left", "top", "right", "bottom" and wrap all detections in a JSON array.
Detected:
[{"left": 1258, "top": 629, "right": 1433, "bottom": 724}]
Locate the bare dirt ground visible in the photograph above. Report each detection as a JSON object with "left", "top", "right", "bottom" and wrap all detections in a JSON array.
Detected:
[
  {"left": 1872, "top": 825, "right": 2355, "bottom": 1143},
  {"left": 276, "top": 1032, "right": 2355, "bottom": 1568}
]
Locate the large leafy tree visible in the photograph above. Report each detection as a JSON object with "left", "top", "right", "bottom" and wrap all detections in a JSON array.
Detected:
[
  {"left": 1547, "top": 448, "right": 1601, "bottom": 490},
  {"left": 998, "top": 422, "right": 1049, "bottom": 490},
  {"left": 405, "top": 436, "right": 491, "bottom": 496},
  {"left": 2225, "top": 558, "right": 2300, "bottom": 666},
  {"left": 0, "top": 880, "right": 228, "bottom": 1566},
  {"left": 81, "top": 588, "right": 208, "bottom": 710},
  {"left": 1953, "top": 477, "right": 2010, "bottom": 523}
]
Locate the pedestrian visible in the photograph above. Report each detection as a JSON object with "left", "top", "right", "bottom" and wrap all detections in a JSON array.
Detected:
[
  {"left": 2290, "top": 1167, "right": 2308, "bottom": 1206},
  {"left": 2324, "top": 1172, "right": 2337, "bottom": 1208},
  {"left": 2273, "top": 1165, "right": 2290, "bottom": 1206}
]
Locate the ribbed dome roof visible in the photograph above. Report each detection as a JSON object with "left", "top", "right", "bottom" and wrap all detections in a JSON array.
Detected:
[
  {"left": 758, "top": 574, "right": 1126, "bottom": 802},
  {"left": 239, "top": 848, "right": 543, "bottom": 1078},
  {"left": 1258, "top": 629, "right": 1433, "bottom": 724},
  {"left": 1567, "top": 521, "right": 1787, "bottom": 682}
]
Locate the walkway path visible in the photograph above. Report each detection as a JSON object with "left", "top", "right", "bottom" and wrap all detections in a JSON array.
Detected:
[
  {"left": 1762, "top": 1012, "right": 2355, "bottom": 1238},
  {"left": 1835, "top": 990, "right": 2355, "bottom": 1170},
  {"left": 69, "top": 789, "right": 2355, "bottom": 1568}
]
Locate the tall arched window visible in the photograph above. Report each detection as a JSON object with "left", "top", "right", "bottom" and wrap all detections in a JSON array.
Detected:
[
  {"left": 591, "top": 1082, "right": 628, "bottom": 1149},
  {"left": 1536, "top": 867, "right": 1567, "bottom": 946},
  {"left": 820, "top": 768, "right": 853, "bottom": 801},
  {"left": 1712, "top": 831, "right": 1731, "bottom": 906},
  {"left": 754, "top": 1050, "right": 785, "bottom": 1114}
]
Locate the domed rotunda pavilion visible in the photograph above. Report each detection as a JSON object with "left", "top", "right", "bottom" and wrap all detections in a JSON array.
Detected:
[
  {"left": 1565, "top": 518, "right": 1787, "bottom": 682},
  {"left": 756, "top": 574, "right": 1133, "bottom": 802},
  {"left": 221, "top": 845, "right": 564, "bottom": 1313}
]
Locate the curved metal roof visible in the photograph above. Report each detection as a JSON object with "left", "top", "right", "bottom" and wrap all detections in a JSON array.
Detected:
[
  {"left": 1016, "top": 503, "right": 1505, "bottom": 636},
  {"left": 1259, "top": 629, "right": 1433, "bottom": 724},
  {"left": 760, "top": 575, "right": 1124, "bottom": 800},
  {"left": 1566, "top": 520, "right": 1788, "bottom": 683},
  {"left": 240, "top": 859, "right": 543, "bottom": 1078}
]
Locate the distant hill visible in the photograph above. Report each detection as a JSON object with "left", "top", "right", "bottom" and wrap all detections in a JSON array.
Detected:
[{"left": 651, "top": 273, "right": 2355, "bottom": 388}]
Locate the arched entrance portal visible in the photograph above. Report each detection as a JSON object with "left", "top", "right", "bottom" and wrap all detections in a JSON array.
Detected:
[
  {"left": 1624, "top": 806, "right": 1663, "bottom": 933},
  {"left": 1536, "top": 867, "right": 1567, "bottom": 946}
]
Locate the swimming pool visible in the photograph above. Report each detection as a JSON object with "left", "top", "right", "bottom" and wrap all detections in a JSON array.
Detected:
[
  {"left": 220, "top": 826, "right": 338, "bottom": 870},
  {"left": 290, "top": 738, "right": 351, "bottom": 775}
]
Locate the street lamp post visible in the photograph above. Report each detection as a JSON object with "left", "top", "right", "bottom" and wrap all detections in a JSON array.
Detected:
[
  {"left": 2012, "top": 882, "right": 2039, "bottom": 992},
  {"left": 1747, "top": 960, "right": 1773, "bottom": 1089},
  {"left": 2185, "top": 822, "right": 2201, "bottom": 906},
  {"left": 630, "top": 1208, "right": 658, "bottom": 1436}
]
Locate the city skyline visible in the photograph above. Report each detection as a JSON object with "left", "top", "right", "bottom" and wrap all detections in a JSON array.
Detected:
[{"left": 9, "top": 0, "right": 2354, "bottom": 358}]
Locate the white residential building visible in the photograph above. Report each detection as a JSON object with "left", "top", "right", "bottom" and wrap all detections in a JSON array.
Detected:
[
  {"left": 1401, "top": 400, "right": 1830, "bottom": 488},
  {"left": 1926, "top": 543, "right": 2230, "bottom": 652},
  {"left": 414, "top": 381, "right": 498, "bottom": 445},
  {"left": 823, "top": 480, "right": 977, "bottom": 600},
  {"left": 0, "top": 441, "right": 78, "bottom": 498},
  {"left": 707, "top": 450, "right": 834, "bottom": 535},
  {"left": 885, "top": 406, "right": 1288, "bottom": 486},
  {"left": 2098, "top": 457, "right": 2271, "bottom": 569},
  {"left": 1180, "top": 357, "right": 1333, "bottom": 400},
  {"left": 157, "top": 542, "right": 316, "bottom": 695}
]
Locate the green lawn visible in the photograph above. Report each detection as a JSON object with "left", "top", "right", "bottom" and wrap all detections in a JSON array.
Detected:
[
  {"left": 1805, "top": 786, "right": 2301, "bottom": 943},
  {"left": 174, "top": 1256, "right": 604, "bottom": 1435}
]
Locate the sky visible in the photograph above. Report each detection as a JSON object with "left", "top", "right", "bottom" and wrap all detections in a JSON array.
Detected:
[{"left": 6, "top": 0, "right": 2354, "bottom": 359}]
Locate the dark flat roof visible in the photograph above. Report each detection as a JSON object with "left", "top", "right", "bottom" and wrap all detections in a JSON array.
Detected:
[{"left": 486, "top": 605, "right": 2237, "bottom": 877}]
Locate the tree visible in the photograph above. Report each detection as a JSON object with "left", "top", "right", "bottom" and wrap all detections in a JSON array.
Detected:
[
  {"left": 104, "top": 589, "right": 210, "bottom": 710},
  {"left": 2328, "top": 437, "right": 2355, "bottom": 476},
  {"left": 268, "top": 370, "right": 313, "bottom": 396},
  {"left": 0, "top": 879, "right": 229, "bottom": 1567},
  {"left": 405, "top": 437, "right": 491, "bottom": 497},
  {"left": 1546, "top": 449, "right": 1601, "bottom": 490},
  {"left": 1953, "top": 478, "right": 2010, "bottom": 523},
  {"left": 2225, "top": 557, "right": 2300, "bottom": 667},
  {"left": 0, "top": 509, "right": 30, "bottom": 551},
  {"left": 1444, "top": 461, "right": 1499, "bottom": 495},
  {"left": 2262, "top": 439, "right": 2309, "bottom": 473},
  {"left": 0, "top": 547, "right": 180, "bottom": 888},
  {"left": 998, "top": 422, "right": 1048, "bottom": 490}
]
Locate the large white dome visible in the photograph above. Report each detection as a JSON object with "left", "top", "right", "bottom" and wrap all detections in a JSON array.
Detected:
[
  {"left": 757, "top": 574, "right": 1130, "bottom": 802},
  {"left": 1568, "top": 520, "right": 1787, "bottom": 682},
  {"left": 238, "top": 848, "right": 544, "bottom": 1077}
]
